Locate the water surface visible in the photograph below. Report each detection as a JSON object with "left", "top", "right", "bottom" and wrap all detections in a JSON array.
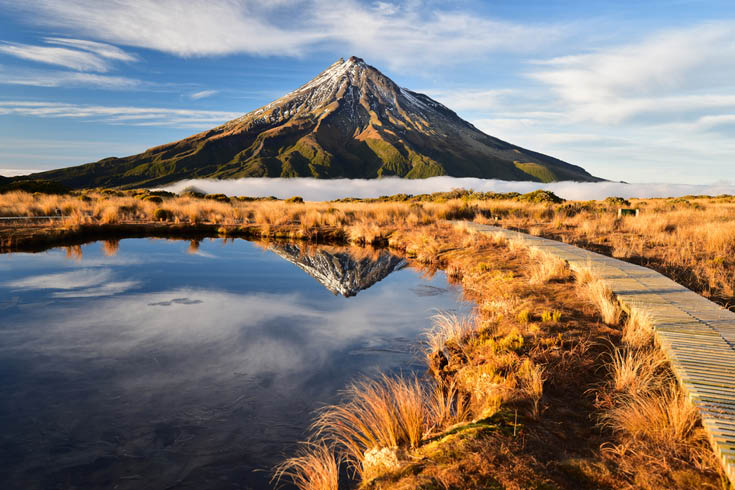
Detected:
[{"left": 0, "top": 238, "right": 464, "bottom": 489}]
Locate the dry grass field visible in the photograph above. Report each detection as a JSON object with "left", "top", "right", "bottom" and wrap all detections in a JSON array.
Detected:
[
  {"left": 1, "top": 189, "right": 733, "bottom": 488},
  {"left": 475, "top": 195, "right": 735, "bottom": 311},
  {"left": 276, "top": 224, "right": 725, "bottom": 489},
  {"left": 1, "top": 189, "right": 733, "bottom": 311}
]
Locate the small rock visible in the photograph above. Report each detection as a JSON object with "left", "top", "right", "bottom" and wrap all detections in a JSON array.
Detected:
[{"left": 363, "top": 446, "right": 401, "bottom": 481}]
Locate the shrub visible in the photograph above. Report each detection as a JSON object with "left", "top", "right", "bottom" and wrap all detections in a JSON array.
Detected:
[
  {"left": 605, "top": 196, "right": 631, "bottom": 207},
  {"left": 286, "top": 196, "right": 305, "bottom": 203},
  {"left": 439, "top": 203, "right": 477, "bottom": 220},
  {"left": 153, "top": 208, "right": 173, "bottom": 221},
  {"left": 557, "top": 202, "right": 595, "bottom": 217},
  {"left": 205, "top": 193, "right": 230, "bottom": 202},
  {"left": 517, "top": 190, "right": 564, "bottom": 204},
  {"left": 178, "top": 185, "right": 206, "bottom": 198},
  {"left": 148, "top": 190, "right": 175, "bottom": 198}
]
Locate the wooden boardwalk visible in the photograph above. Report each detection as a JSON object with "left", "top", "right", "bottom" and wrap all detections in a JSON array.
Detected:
[{"left": 466, "top": 223, "right": 735, "bottom": 484}]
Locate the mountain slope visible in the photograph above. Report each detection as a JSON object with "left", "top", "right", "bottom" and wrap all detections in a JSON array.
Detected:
[{"left": 25, "top": 57, "right": 602, "bottom": 189}]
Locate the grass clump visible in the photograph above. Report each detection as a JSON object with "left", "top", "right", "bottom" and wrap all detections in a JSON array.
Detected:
[
  {"left": 141, "top": 194, "right": 163, "bottom": 203},
  {"left": 439, "top": 203, "right": 477, "bottom": 221},
  {"left": 601, "top": 383, "right": 703, "bottom": 459},
  {"left": 606, "top": 346, "right": 667, "bottom": 397},
  {"left": 577, "top": 272, "right": 622, "bottom": 325},
  {"left": 540, "top": 310, "right": 562, "bottom": 323},
  {"left": 528, "top": 247, "right": 570, "bottom": 285},
  {"left": 312, "top": 374, "right": 428, "bottom": 480},
  {"left": 153, "top": 208, "right": 173, "bottom": 221},
  {"left": 273, "top": 443, "right": 341, "bottom": 490},
  {"left": 623, "top": 308, "right": 655, "bottom": 349}
]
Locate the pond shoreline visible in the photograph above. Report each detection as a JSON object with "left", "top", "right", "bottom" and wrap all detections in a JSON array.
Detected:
[
  {"left": 0, "top": 222, "right": 353, "bottom": 253},
  {"left": 274, "top": 223, "right": 727, "bottom": 489},
  {"left": 0, "top": 237, "right": 456, "bottom": 489}
]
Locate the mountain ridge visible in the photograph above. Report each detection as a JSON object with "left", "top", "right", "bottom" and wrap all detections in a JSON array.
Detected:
[{"left": 22, "top": 56, "right": 602, "bottom": 188}]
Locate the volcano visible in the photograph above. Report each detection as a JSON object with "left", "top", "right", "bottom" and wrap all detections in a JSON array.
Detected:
[{"left": 26, "top": 56, "right": 602, "bottom": 189}]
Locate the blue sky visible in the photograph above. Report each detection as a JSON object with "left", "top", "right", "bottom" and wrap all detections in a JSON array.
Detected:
[{"left": 0, "top": 0, "right": 734, "bottom": 184}]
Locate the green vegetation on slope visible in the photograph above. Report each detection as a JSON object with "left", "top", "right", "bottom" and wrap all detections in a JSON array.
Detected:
[
  {"left": 514, "top": 162, "right": 557, "bottom": 183},
  {"left": 19, "top": 58, "right": 603, "bottom": 189}
]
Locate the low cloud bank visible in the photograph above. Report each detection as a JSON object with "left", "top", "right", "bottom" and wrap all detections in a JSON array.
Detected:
[
  {"left": 162, "top": 177, "right": 735, "bottom": 202},
  {"left": 0, "top": 168, "right": 45, "bottom": 177}
]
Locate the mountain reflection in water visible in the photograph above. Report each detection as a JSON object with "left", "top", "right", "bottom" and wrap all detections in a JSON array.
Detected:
[
  {"left": 267, "top": 243, "right": 407, "bottom": 297},
  {"left": 0, "top": 238, "right": 465, "bottom": 490}
]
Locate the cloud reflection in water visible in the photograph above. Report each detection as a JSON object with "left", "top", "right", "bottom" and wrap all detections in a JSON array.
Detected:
[{"left": 0, "top": 238, "right": 465, "bottom": 489}]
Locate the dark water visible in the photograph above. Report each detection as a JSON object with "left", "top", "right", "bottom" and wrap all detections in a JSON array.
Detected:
[{"left": 0, "top": 238, "right": 465, "bottom": 489}]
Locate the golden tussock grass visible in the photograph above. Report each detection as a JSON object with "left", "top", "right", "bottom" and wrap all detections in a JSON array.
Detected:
[
  {"left": 517, "top": 358, "right": 545, "bottom": 419},
  {"left": 623, "top": 307, "right": 656, "bottom": 349},
  {"left": 601, "top": 383, "right": 705, "bottom": 461},
  {"left": 425, "top": 312, "right": 477, "bottom": 359},
  {"left": 606, "top": 346, "right": 668, "bottom": 397},
  {"left": 527, "top": 247, "right": 571, "bottom": 285},
  {"left": 272, "top": 442, "right": 341, "bottom": 490},
  {"left": 426, "top": 381, "right": 472, "bottom": 435},
  {"left": 310, "top": 374, "right": 435, "bottom": 481},
  {"left": 578, "top": 273, "right": 622, "bottom": 325}
]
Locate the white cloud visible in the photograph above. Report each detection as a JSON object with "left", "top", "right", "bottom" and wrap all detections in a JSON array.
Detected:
[
  {"left": 469, "top": 111, "right": 735, "bottom": 184},
  {"left": 676, "top": 113, "right": 735, "bottom": 133},
  {"left": 0, "top": 67, "right": 142, "bottom": 88},
  {"left": 52, "top": 281, "right": 141, "bottom": 298},
  {"left": 44, "top": 37, "right": 138, "bottom": 62},
  {"left": 5, "top": 269, "right": 114, "bottom": 290},
  {"left": 4, "top": 267, "right": 141, "bottom": 297},
  {"left": 160, "top": 176, "right": 735, "bottom": 201},
  {"left": 312, "top": 2, "right": 561, "bottom": 68},
  {"left": 529, "top": 22, "right": 735, "bottom": 124},
  {"left": 0, "top": 168, "right": 43, "bottom": 176},
  {"left": 373, "top": 1, "right": 398, "bottom": 16},
  {"left": 0, "top": 37, "right": 139, "bottom": 88},
  {"left": 420, "top": 89, "right": 515, "bottom": 112},
  {"left": 5, "top": 0, "right": 321, "bottom": 57},
  {"left": 473, "top": 117, "right": 541, "bottom": 133},
  {"left": 0, "top": 41, "right": 113, "bottom": 71},
  {"left": 190, "top": 89, "right": 218, "bottom": 100},
  {"left": 3, "top": 0, "right": 561, "bottom": 67},
  {"left": 0, "top": 100, "right": 241, "bottom": 127}
]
